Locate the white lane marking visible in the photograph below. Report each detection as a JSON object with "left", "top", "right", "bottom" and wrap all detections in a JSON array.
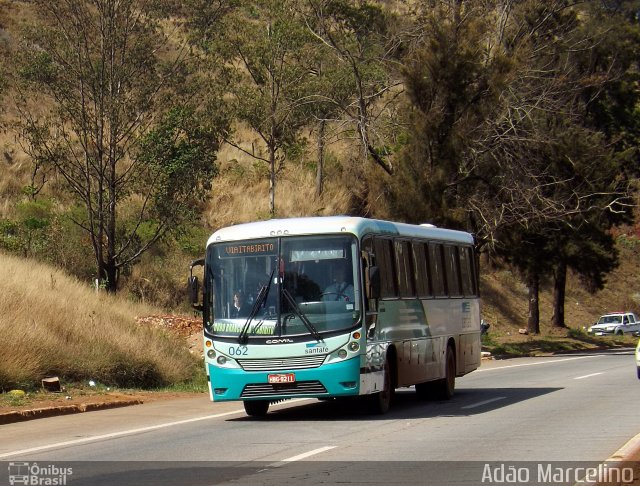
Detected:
[
  {"left": 282, "top": 446, "right": 337, "bottom": 462},
  {"left": 0, "top": 409, "right": 244, "bottom": 459},
  {"left": 461, "top": 397, "right": 506, "bottom": 410},
  {"left": 1, "top": 398, "right": 314, "bottom": 459},
  {"left": 574, "top": 372, "right": 603, "bottom": 380},
  {"left": 476, "top": 355, "right": 601, "bottom": 372}
]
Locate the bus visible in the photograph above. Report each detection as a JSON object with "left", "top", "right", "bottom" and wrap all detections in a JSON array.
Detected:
[{"left": 189, "top": 216, "right": 481, "bottom": 416}]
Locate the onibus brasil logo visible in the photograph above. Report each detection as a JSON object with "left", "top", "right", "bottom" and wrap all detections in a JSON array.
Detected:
[{"left": 8, "top": 462, "right": 72, "bottom": 485}]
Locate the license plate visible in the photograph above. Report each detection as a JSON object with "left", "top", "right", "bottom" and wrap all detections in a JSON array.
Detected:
[{"left": 268, "top": 373, "right": 295, "bottom": 384}]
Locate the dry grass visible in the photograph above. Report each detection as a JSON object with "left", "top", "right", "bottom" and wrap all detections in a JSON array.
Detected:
[
  {"left": 206, "top": 136, "right": 354, "bottom": 229},
  {"left": 0, "top": 251, "right": 200, "bottom": 390}
]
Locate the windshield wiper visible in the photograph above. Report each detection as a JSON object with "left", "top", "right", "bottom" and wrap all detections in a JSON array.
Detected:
[
  {"left": 282, "top": 289, "right": 322, "bottom": 341},
  {"left": 238, "top": 268, "right": 276, "bottom": 344}
]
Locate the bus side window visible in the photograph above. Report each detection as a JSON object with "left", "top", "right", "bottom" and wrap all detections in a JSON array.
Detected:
[
  {"left": 374, "top": 237, "right": 397, "bottom": 299},
  {"left": 394, "top": 239, "right": 415, "bottom": 298},
  {"left": 444, "top": 245, "right": 462, "bottom": 297},
  {"left": 428, "top": 243, "right": 447, "bottom": 297},
  {"left": 412, "top": 241, "right": 431, "bottom": 298},
  {"left": 458, "top": 246, "right": 476, "bottom": 297}
]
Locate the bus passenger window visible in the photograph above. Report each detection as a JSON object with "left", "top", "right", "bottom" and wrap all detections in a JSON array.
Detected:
[
  {"left": 459, "top": 246, "right": 476, "bottom": 296},
  {"left": 412, "top": 242, "right": 431, "bottom": 297},
  {"left": 444, "top": 245, "right": 462, "bottom": 297},
  {"left": 428, "top": 243, "right": 446, "bottom": 297},
  {"left": 374, "top": 238, "right": 397, "bottom": 299},
  {"left": 395, "top": 240, "right": 415, "bottom": 298}
]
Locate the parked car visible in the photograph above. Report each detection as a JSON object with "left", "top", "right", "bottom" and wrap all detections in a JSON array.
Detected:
[
  {"left": 587, "top": 312, "right": 640, "bottom": 336},
  {"left": 636, "top": 340, "right": 640, "bottom": 379}
]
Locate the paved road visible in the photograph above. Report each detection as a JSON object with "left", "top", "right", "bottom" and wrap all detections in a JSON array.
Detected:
[{"left": 2, "top": 350, "right": 639, "bottom": 485}]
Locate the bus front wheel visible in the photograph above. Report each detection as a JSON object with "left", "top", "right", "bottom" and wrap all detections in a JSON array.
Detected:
[
  {"left": 243, "top": 400, "right": 269, "bottom": 417},
  {"left": 369, "top": 357, "right": 393, "bottom": 414}
]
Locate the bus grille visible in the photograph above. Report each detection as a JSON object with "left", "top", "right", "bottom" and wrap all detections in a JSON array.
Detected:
[
  {"left": 236, "top": 355, "right": 326, "bottom": 371},
  {"left": 241, "top": 381, "right": 327, "bottom": 398}
]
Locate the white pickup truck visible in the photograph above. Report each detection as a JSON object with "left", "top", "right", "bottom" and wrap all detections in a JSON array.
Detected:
[{"left": 588, "top": 312, "right": 640, "bottom": 336}]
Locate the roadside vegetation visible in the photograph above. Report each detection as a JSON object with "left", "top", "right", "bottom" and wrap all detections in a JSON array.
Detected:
[
  {"left": 0, "top": 252, "right": 200, "bottom": 391},
  {"left": 0, "top": 0, "right": 638, "bottom": 389}
]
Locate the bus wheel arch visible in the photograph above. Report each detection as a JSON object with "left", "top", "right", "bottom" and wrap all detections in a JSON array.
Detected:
[{"left": 369, "top": 347, "right": 396, "bottom": 414}]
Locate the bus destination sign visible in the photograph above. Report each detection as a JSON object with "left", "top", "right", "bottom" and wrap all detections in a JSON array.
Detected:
[{"left": 221, "top": 242, "right": 276, "bottom": 257}]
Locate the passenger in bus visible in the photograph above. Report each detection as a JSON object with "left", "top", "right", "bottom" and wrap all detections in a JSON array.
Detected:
[
  {"left": 322, "top": 266, "right": 354, "bottom": 302},
  {"left": 230, "top": 291, "right": 249, "bottom": 318}
]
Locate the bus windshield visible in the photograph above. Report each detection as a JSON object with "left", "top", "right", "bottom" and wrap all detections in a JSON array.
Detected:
[{"left": 206, "top": 235, "right": 361, "bottom": 339}]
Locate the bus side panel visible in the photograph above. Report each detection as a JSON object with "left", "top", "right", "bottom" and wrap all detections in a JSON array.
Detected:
[
  {"left": 459, "top": 332, "right": 481, "bottom": 374},
  {"left": 460, "top": 298, "right": 481, "bottom": 374},
  {"left": 375, "top": 299, "right": 432, "bottom": 387},
  {"left": 427, "top": 298, "right": 481, "bottom": 377}
]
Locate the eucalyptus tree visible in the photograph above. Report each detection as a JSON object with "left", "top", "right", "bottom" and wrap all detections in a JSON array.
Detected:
[
  {"left": 14, "top": 0, "right": 227, "bottom": 292},
  {"left": 303, "top": 52, "right": 356, "bottom": 197},
  {"left": 305, "top": 0, "right": 402, "bottom": 179},
  {"left": 393, "top": 0, "right": 635, "bottom": 332},
  {"left": 201, "top": 0, "right": 321, "bottom": 215}
]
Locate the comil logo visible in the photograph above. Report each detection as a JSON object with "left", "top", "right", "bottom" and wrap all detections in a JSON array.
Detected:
[{"left": 8, "top": 462, "right": 73, "bottom": 485}]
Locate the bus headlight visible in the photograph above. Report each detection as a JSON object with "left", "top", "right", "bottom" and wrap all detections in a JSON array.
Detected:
[
  {"left": 207, "top": 349, "right": 216, "bottom": 359},
  {"left": 338, "top": 349, "right": 348, "bottom": 359},
  {"left": 217, "top": 355, "right": 227, "bottom": 365},
  {"left": 348, "top": 341, "right": 360, "bottom": 352}
]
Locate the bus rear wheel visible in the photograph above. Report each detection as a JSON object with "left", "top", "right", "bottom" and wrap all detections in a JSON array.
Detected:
[
  {"left": 414, "top": 381, "right": 430, "bottom": 399},
  {"left": 243, "top": 400, "right": 269, "bottom": 417},
  {"left": 435, "top": 345, "right": 456, "bottom": 400}
]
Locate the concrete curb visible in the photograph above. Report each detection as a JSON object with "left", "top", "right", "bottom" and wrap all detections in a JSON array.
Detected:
[
  {"left": 607, "top": 431, "right": 640, "bottom": 462},
  {"left": 579, "top": 431, "right": 640, "bottom": 486},
  {"left": 0, "top": 399, "right": 144, "bottom": 425}
]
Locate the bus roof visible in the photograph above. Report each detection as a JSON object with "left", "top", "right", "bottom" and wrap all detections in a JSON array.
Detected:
[{"left": 206, "top": 216, "right": 474, "bottom": 247}]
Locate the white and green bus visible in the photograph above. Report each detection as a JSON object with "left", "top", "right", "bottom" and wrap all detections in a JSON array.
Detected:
[{"left": 189, "top": 216, "right": 481, "bottom": 416}]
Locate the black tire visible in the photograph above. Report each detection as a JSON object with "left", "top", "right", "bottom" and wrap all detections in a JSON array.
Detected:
[
  {"left": 637, "top": 366, "right": 640, "bottom": 380},
  {"left": 243, "top": 400, "right": 269, "bottom": 417},
  {"left": 616, "top": 329, "right": 624, "bottom": 336},
  {"left": 369, "top": 357, "right": 393, "bottom": 414},
  {"left": 434, "top": 345, "right": 456, "bottom": 400},
  {"left": 415, "top": 381, "right": 431, "bottom": 399}
]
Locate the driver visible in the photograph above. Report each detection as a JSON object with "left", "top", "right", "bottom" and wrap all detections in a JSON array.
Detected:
[{"left": 322, "top": 265, "right": 354, "bottom": 302}]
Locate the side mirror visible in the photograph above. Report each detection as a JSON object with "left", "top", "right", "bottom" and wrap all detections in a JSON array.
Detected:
[
  {"left": 367, "top": 265, "right": 381, "bottom": 300},
  {"left": 189, "top": 258, "right": 204, "bottom": 311},
  {"left": 188, "top": 276, "right": 200, "bottom": 307}
]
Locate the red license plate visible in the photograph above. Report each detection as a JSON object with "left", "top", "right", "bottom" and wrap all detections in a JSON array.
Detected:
[{"left": 268, "top": 373, "right": 295, "bottom": 384}]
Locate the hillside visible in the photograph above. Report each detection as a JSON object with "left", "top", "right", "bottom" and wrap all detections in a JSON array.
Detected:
[
  {"left": 0, "top": 251, "right": 201, "bottom": 391},
  {"left": 0, "top": 0, "right": 638, "bottom": 362}
]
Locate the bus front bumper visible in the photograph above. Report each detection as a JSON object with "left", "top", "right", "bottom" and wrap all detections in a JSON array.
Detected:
[{"left": 207, "top": 357, "right": 360, "bottom": 402}]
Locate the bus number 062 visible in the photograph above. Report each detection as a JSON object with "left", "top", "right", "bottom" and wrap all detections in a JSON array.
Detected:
[{"left": 228, "top": 346, "right": 248, "bottom": 356}]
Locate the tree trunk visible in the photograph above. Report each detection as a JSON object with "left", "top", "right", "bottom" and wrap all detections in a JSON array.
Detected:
[
  {"left": 316, "top": 119, "right": 325, "bottom": 197},
  {"left": 105, "top": 258, "right": 118, "bottom": 293},
  {"left": 269, "top": 65, "right": 277, "bottom": 216},
  {"left": 552, "top": 260, "right": 567, "bottom": 328},
  {"left": 527, "top": 271, "right": 540, "bottom": 334},
  {"left": 269, "top": 144, "right": 276, "bottom": 216}
]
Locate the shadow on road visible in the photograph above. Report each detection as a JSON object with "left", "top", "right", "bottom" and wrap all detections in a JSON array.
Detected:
[{"left": 229, "top": 386, "right": 562, "bottom": 422}]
